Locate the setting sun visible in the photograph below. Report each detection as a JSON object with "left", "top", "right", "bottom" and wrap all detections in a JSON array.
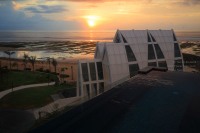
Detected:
[
  {"left": 88, "top": 20, "right": 95, "bottom": 27},
  {"left": 85, "top": 16, "right": 100, "bottom": 27}
]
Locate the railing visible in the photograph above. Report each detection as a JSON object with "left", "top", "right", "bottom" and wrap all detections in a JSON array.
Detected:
[{"left": 8, "top": 74, "right": 133, "bottom": 133}]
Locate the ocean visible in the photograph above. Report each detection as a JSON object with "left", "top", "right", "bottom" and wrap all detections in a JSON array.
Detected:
[
  {"left": 0, "top": 30, "right": 200, "bottom": 62},
  {"left": 0, "top": 30, "right": 200, "bottom": 42}
]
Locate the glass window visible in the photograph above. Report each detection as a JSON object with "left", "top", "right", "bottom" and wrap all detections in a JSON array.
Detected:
[
  {"left": 150, "top": 34, "right": 156, "bottom": 42},
  {"left": 173, "top": 33, "right": 177, "bottom": 41},
  {"left": 154, "top": 44, "right": 164, "bottom": 59},
  {"left": 89, "top": 63, "right": 96, "bottom": 81},
  {"left": 148, "top": 44, "right": 156, "bottom": 60},
  {"left": 86, "top": 84, "right": 90, "bottom": 96},
  {"left": 147, "top": 33, "right": 151, "bottom": 42},
  {"left": 81, "top": 63, "right": 89, "bottom": 82},
  {"left": 115, "top": 33, "right": 120, "bottom": 43},
  {"left": 99, "top": 82, "right": 104, "bottom": 93},
  {"left": 158, "top": 61, "right": 167, "bottom": 67},
  {"left": 174, "top": 43, "right": 181, "bottom": 57},
  {"left": 96, "top": 62, "right": 104, "bottom": 80},
  {"left": 148, "top": 62, "right": 157, "bottom": 67},
  {"left": 174, "top": 59, "right": 183, "bottom": 71},
  {"left": 125, "top": 45, "right": 136, "bottom": 62},
  {"left": 121, "top": 34, "right": 127, "bottom": 43},
  {"left": 92, "top": 83, "right": 97, "bottom": 95},
  {"left": 129, "top": 64, "right": 139, "bottom": 78}
]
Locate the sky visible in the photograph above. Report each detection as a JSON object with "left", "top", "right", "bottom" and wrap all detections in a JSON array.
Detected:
[{"left": 0, "top": 0, "right": 200, "bottom": 31}]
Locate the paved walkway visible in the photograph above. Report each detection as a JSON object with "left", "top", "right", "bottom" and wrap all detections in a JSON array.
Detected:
[
  {"left": 0, "top": 82, "right": 55, "bottom": 99},
  {"left": 33, "top": 96, "right": 80, "bottom": 120}
]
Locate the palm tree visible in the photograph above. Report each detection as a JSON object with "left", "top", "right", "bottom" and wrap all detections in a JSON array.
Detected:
[
  {"left": 29, "top": 56, "right": 36, "bottom": 71},
  {"left": 4, "top": 51, "right": 15, "bottom": 70},
  {"left": 12, "top": 62, "right": 18, "bottom": 69},
  {"left": 23, "top": 53, "right": 29, "bottom": 69},
  {"left": 52, "top": 58, "right": 58, "bottom": 74},
  {"left": 46, "top": 57, "right": 52, "bottom": 72}
]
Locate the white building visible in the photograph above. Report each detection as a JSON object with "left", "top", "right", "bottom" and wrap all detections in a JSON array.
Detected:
[{"left": 76, "top": 29, "right": 184, "bottom": 97}]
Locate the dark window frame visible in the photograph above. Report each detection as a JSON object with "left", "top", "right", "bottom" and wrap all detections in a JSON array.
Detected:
[
  {"left": 148, "top": 62, "right": 157, "bottom": 67},
  {"left": 158, "top": 61, "right": 167, "bottom": 67},
  {"left": 154, "top": 44, "right": 164, "bottom": 59},
  {"left": 96, "top": 62, "right": 104, "bottom": 80},
  {"left": 81, "top": 63, "right": 89, "bottom": 82},
  {"left": 174, "top": 43, "right": 181, "bottom": 57},
  {"left": 147, "top": 33, "right": 151, "bottom": 42},
  {"left": 121, "top": 34, "right": 127, "bottom": 43},
  {"left": 125, "top": 45, "right": 137, "bottom": 62},
  {"left": 129, "top": 64, "right": 139, "bottom": 78},
  {"left": 148, "top": 44, "right": 156, "bottom": 60},
  {"left": 89, "top": 62, "right": 96, "bottom": 81}
]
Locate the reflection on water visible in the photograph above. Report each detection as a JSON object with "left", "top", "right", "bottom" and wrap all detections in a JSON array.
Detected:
[
  {"left": 179, "top": 41, "right": 200, "bottom": 56},
  {"left": 0, "top": 41, "right": 96, "bottom": 63},
  {"left": 0, "top": 40, "right": 200, "bottom": 63}
]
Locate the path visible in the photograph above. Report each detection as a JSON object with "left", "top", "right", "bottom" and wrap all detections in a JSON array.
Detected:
[
  {"left": 33, "top": 96, "right": 80, "bottom": 120},
  {"left": 0, "top": 82, "right": 55, "bottom": 99}
]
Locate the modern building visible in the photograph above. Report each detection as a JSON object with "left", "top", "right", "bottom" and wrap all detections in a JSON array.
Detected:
[{"left": 76, "top": 29, "right": 184, "bottom": 97}]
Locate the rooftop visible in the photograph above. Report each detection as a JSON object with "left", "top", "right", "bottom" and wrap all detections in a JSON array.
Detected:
[{"left": 29, "top": 70, "right": 200, "bottom": 133}]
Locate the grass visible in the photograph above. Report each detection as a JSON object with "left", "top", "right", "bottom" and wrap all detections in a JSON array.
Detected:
[
  {"left": 0, "top": 84, "right": 75, "bottom": 110},
  {"left": 0, "top": 70, "right": 59, "bottom": 92}
]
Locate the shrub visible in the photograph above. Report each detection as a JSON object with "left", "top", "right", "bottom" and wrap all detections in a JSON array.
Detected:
[{"left": 44, "top": 69, "right": 50, "bottom": 73}]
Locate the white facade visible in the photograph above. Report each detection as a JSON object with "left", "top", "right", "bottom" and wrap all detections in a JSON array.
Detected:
[{"left": 76, "top": 29, "right": 184, "bottom": 97}]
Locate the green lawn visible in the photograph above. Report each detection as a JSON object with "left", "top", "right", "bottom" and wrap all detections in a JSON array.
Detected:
[
  {"left": 0, "top": 71, "right": 59, "bottom": 92},
  {"left": 0, "top": 84, "right": 75, "bottom": 110}
]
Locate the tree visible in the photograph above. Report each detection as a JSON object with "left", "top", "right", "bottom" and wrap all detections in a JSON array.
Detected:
[
  {"left": 29, "top": 56, "right": 36, "bottom": 71},
  {"left": 60, "top": 67, "right": 68, "bottom": 82},
  {"left": 12, "top": 62, "right": 18, "bottom": 69},
  {"left": 23, "top": 53, "right": 29, "bottom": 69},
  {"left": 52, "top": 58, "right": 58, "bottom": 74},
  {"left": 46, "top": 57, "right": 52, "bottom": 72},
  {"left": 4, "top": 51, "right": 15, "bottom": 70},
  {"left": 60, "top": 67, "right": 68, "bottom": 74}
]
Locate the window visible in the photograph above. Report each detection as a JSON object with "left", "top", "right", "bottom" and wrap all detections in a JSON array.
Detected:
[
  {"left": 121, "top": 34, "right": 127, "bottom": 43},
  {"left": 150, "top": 34, "right": 156, "bottom": 42},
  {"left": 174, "top": 43, "right": 181, "bottom": 57},
  {"left": 148, "top": 44, "right": 156, "bottom": 60},
  {"left": 86, "top": 84, "right": 90, "bottom": 96},
  {"left": 173, "top": 33, "right": 177, "bottom": 41},
  {"left": 158, "top": 61, "right": 167, "bottom": 67},
  {"left": 96, "top": 62, "right": 104, "bottom": 80},
  {"left": 148, "top": 62, "right": 157, "bottom": 67},
  {"left": 147, "top": 33, "right": 151, "bottom": 42},
  {"left": 89, "top": 63, "right": 96, "bottom": 81},
  {"left": 154, "top": 44, "right": 164, "bottom": 59},
  {"left": 92, "top": 83, "right": 97, "bottom": 95},
  {"left": 83, "top": 84, "right": 90, "bottom": 96},
  {"left": 115, "top": 33, "right": 120, "bottom": 43},
  {"left": 129, "top": 64, "right": 139, "bottom": 78},
  {"left": 81, "top": 63, "right": 89, "bottom": 82},
  {"left": 99, "top": 82, "right": 104, "bottom": 93},
  {"left": 125, "top": 45, "right": 136, "bottom": 62},
  {"left": 174, "top": 59, "right": 183, "bottom": 71}
]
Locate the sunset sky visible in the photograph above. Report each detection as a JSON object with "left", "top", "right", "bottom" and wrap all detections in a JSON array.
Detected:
[{"left": 0, "top": 0, "right": 200, "bottom": 31}]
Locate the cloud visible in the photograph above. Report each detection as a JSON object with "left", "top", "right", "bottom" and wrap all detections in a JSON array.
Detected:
[
  {"left": 46, "top": 0, "right": 137, "bottom": 3},
  {"left": 25, "top": 5, "right": 68, "bottom": 13},
  {"left": 171, "top": 0, "right": 200, "bottom": 6},
  {"left": 87, "top": 5, "right": 98, "bottom": 8},
  {"left": 0, "top": 2, "right": 82, "bottom": 30}
]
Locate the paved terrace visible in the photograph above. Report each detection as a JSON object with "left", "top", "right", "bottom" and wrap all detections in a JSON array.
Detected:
[{"left": 29, "top": 71, "right": 200, "bottom": 133}]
